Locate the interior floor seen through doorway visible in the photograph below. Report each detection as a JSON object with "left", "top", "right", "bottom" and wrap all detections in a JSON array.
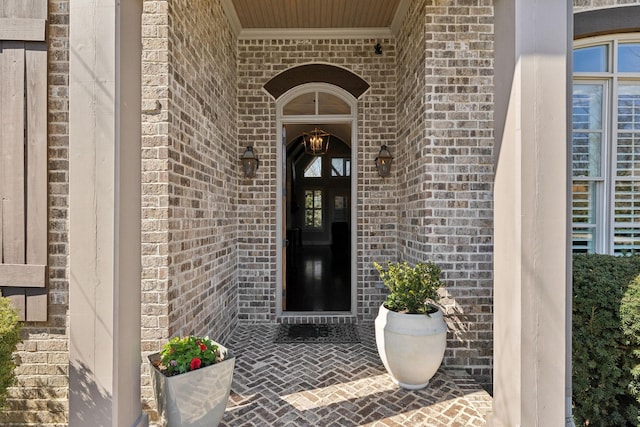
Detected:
[{"left": 286, "top": 245, "right": 350, "bottom": 312}]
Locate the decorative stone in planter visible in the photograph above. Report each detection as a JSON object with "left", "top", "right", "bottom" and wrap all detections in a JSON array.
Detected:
[
  {"left": 148, "top": 338, "right": 235, "bottom": 427},
  {"left": 375, "top": 304, "right": 447, "bottom": 389}
]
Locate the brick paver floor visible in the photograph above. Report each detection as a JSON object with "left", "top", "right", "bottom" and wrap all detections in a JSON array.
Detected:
[{"left": 220, "top": 324, "right": 492, "bottom": 426}]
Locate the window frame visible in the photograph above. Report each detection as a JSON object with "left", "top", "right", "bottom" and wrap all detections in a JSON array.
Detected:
[
  {"left": 303, "top": 156, "right": 323, "bottom": 178},
  {"left": 303, "top": 188, "right": 324, "bottom": 230},
  {"left": 571, "top": 79, "right": 610, "bottom": 253},
  {"left": 573, "top": 34, "right": 640, "bottom": 254},
  {"left": 330, "top": 157, "right": 351, "bottom": 177}
]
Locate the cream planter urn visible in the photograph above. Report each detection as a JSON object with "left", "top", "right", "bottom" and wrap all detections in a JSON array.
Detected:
[
  {"left": 375, "top": 304, "right": 447, "bottom": 390},
  {"left": 148, "top": 345, "right": 235, "bottom": 427}
]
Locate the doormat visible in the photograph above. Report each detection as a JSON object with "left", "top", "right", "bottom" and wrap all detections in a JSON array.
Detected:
[{"left": 274, "top": 323, "right": 360, "bottom": 344}]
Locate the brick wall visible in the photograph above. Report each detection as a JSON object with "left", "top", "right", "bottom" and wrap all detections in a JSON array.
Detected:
[
  {"left": 141, "top": 0, "right": 239, "bottom": 343},
  {"left": 141, "top": 0, "right": 170, "bottom": 355},
  {"left": 396, "top": 0, "right": 495, "bottom": 388},
  {"left": 140, "top": 0, "right": 171, "bottom": 418},
  {"left": 165, "top": 0, "right": 238, "bottom": 341},
  {"left": 236, "top": 38, "right": 398, "bottom": 323},
  {"left": 396, "top": 0, "right": 427, "bottom": 262},
  {"left": 141, "top": 0, "right": 238, "bottom": 419}
]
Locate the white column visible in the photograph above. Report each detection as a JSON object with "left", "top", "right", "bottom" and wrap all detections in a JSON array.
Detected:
[
  {"left": 68, "top": 1, "right": 146, "bottom": 426},
  {"left": 490, "top": 0, "right": 570, "bottom": 426}
]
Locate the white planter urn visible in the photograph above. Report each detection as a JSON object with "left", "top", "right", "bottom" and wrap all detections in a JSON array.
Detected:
[
  {"left": 148, "top": 343, "right": 235, "bottom": 427},
  {"left": 374, "top": 304, "right": 447, "bottom": 390}
]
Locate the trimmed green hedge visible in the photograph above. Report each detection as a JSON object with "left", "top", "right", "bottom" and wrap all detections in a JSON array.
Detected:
[
  {"left": 573, "top": 254, "right": 640, "bottom": 426},
  {"left": 0, "top": 297, "right": 21, "bottom": 409}
]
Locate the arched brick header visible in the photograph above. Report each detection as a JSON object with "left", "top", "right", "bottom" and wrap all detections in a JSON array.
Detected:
[
  {"left": 264, "top": 64, "right": 370, "bottom": 99},
  {"left": 575, "top": 5, "right": 640, "bottom": 39}
]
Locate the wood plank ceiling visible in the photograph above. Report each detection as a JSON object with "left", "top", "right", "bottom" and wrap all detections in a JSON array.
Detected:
[
  {"left": 232, "top": 0, "right": 401, "bottom": 29},
  {"left": 222, "top": 0, "right": 409, "bottom": 38}
]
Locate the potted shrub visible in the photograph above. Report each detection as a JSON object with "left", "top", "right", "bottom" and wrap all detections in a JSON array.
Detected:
[
  {"left": 148, "top": 336, "right": 235, "bottom": 427},
  {"left": 373, "top": 261, "right": 447, "bottom": 390}
]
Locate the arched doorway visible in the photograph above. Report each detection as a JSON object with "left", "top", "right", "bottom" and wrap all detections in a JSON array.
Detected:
[{"left": 276, "top": 83, "right": 358, "bottom": 316}]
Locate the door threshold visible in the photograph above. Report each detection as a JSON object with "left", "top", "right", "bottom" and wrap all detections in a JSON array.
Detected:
[{"left": 278, "top": 312, "right": 357, "bottom": 324}]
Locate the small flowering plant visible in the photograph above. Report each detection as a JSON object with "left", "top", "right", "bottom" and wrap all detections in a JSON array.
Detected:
[
  {"left": 374, "top": 261, "right": 443, "bottom": 315},
  {"left": 158, "top": 336, "right": 226, "bottom": 376}
]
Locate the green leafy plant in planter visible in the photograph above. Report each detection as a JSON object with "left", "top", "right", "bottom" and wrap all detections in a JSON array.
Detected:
[
  {"left": 156, "top": 336, "right": 226, "bottom": 376},
  {"left": 148, "top": 335, "right": 235, "bottom": 427},
  {"left": 373, "top": 261, "right": 447, "bottom": 390},
  {"left": 0, "top": 296, "right": 22, "bottom": 409},
  {"left": 374, "top": 261, "right": 443, "bottom": 314}
]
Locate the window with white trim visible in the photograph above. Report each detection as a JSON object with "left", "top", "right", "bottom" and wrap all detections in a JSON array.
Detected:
[{"left": 572, "top": 36, "right": 640, "bottom": 254}]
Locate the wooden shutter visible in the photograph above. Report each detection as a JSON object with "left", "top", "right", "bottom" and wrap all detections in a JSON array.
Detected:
[{"left": 0, "top": 0, "right": 48, "bottom": 322}]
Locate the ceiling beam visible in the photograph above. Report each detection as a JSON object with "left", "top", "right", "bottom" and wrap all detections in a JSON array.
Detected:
[
  {"left": 391, "top": 0, "right": 411, "bottom": 36},
  {"left": 238, "top": 27, "right": 393, "bottom": 40},
  {"left": 221, "top": 0, "right": 242, "bottom": 37}
]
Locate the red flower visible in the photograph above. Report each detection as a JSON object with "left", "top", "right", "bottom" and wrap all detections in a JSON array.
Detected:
[
  {"left": 190, "top": 357, "right": 201, "bottom": 371},
  {"left": 199, "top": 343, "right": 207, "bottom": 351}
]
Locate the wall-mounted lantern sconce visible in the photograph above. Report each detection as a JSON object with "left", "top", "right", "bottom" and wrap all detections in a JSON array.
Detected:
[
  {"left": 375, "top": 145, "right": 393, "bottom": 177},
  {"left": 241, "top": 146, "right": 259, "bottom": 178}
]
